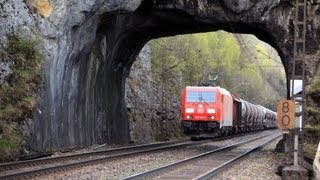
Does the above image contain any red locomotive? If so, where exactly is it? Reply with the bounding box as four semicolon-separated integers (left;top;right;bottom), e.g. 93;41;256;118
181;86;277;137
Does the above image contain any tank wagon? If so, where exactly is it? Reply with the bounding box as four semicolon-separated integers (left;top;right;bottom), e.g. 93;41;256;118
181;86;277;137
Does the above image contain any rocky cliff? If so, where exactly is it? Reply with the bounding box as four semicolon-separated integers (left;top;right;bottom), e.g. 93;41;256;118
125;44;182;143
125;45;154;143
0;0;319;154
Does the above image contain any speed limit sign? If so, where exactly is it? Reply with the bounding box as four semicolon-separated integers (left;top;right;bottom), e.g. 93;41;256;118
277;100;295;129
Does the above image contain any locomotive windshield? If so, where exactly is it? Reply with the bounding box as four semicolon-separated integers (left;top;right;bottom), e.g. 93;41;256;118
187;91;216;103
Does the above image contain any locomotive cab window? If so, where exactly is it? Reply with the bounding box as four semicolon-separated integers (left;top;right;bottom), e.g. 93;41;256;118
187;91;216;103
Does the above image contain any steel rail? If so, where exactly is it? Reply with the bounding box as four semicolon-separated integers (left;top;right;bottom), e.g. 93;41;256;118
0;130;262;173
195;134;282;179
0;140;209;179
0;139;189;172
121;132;278;180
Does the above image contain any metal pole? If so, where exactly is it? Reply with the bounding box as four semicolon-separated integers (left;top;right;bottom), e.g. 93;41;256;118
160;58;165;139
294;134;299;166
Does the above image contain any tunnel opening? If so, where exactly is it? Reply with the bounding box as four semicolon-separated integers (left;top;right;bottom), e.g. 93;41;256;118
126;31;286;142
91;0;291;144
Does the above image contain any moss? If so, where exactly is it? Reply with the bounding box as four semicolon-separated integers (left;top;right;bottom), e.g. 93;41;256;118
7;36;41;67
0;122;23;161
304;143;317;157
0;35;42;161
0;104;23;121
0;123;21;148
0;36;41;121
21;96;36;109
0;139;18;149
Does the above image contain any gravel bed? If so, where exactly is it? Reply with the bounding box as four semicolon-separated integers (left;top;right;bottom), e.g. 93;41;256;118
50;138;189;157
35;130;280;180
214;137;283;180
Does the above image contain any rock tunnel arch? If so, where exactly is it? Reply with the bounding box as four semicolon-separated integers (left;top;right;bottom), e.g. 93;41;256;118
31;0;320;151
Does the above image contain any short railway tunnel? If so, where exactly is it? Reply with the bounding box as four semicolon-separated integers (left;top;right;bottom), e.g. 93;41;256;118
18;0;319;150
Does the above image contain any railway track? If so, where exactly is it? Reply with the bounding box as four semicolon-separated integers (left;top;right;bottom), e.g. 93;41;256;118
0;131;275;179
0;139;196;179
122;132;281;180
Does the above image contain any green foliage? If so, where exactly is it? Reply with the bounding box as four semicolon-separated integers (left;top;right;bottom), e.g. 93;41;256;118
150;31;286;109
0;123;21;148
0;36;42;122
149;31;286;140
0;122;23;162
0;104;23;121
0;36;42;161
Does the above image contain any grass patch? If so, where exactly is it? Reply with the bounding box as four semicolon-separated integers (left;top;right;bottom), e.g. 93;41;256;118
0;138;18;149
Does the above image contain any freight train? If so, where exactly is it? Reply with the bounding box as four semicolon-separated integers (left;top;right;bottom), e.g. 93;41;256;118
181;86;277;137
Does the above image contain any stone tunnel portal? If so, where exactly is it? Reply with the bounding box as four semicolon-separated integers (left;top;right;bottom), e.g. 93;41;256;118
32;0;319;151
93;1;290;143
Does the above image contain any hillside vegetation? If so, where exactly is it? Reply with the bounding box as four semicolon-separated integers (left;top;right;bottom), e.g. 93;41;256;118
150;31;286;109
148;31;286;140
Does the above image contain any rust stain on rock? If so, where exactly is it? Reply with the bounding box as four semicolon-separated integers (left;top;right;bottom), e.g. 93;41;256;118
25;0;52;17
35;0;52;17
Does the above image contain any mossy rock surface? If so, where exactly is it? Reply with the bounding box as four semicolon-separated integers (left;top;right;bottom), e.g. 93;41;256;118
0;36;42;162
0;122;23;162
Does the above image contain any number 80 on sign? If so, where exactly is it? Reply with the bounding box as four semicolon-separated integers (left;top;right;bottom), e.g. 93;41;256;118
277;100;295;129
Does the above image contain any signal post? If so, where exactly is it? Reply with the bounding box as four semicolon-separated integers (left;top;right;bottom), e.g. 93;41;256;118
277;100;307;179
279;0;311;179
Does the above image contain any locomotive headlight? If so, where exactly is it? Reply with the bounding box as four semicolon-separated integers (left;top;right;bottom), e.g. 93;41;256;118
207;108;216;113
198;104;203;108
186;115;192;119
186;108;194;113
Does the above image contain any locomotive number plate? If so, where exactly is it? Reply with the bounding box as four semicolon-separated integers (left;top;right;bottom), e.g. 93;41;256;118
277;100;295;129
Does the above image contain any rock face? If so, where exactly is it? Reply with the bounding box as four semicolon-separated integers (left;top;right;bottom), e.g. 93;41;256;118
1;0;319;151
0;53;13;86
125;45;153;143
125;44;183;143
